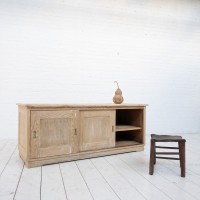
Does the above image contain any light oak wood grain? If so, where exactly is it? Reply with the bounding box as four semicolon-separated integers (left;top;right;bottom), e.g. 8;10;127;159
18;104;146;167
80;110;115;151
30;110;78;159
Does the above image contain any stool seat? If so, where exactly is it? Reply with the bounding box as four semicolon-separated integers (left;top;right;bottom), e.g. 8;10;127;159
149;134;186;177
151;134;184;142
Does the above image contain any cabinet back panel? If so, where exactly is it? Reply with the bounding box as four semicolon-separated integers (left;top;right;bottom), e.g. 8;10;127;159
116;109;143;127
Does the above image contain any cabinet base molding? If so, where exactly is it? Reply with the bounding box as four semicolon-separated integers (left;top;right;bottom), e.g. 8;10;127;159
17;103;147;168
24;145;144;168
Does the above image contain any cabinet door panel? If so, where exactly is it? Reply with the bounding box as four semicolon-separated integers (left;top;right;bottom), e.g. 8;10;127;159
31;110;78;158
80;111;115;151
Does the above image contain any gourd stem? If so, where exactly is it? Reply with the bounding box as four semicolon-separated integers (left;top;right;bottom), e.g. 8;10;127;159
114;81;119;89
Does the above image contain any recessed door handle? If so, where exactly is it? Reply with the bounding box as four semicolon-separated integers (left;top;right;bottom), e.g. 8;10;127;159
112;126;114;132
33;131;37;138
74;128;77;135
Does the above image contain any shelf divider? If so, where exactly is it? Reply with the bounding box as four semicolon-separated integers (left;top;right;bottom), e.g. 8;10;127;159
116;125;142;132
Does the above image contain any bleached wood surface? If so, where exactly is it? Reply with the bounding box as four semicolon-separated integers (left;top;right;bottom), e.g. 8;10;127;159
0;133;200;200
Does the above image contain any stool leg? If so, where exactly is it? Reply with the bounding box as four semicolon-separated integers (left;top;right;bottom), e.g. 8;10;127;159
154;144;156;164
149;139;155;175
178;142;181;167
180;141;186;177
178;142;182;167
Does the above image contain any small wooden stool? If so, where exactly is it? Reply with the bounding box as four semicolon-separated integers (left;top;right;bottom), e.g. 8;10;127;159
149;134;186;177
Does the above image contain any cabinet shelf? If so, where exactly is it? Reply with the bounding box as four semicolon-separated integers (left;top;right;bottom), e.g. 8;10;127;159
115;140;141;147
116;125;142;132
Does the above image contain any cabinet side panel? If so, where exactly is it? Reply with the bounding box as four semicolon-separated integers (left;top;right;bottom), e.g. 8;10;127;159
18;107;28;160
131;108;146;144
143;107;146;144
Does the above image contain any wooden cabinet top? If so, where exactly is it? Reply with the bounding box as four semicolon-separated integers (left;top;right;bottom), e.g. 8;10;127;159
17;103;147;109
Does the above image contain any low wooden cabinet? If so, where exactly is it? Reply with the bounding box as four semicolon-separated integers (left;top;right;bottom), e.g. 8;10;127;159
18;104;147;168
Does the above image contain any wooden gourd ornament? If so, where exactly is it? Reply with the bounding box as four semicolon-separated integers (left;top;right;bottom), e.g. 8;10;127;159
113;81;124;104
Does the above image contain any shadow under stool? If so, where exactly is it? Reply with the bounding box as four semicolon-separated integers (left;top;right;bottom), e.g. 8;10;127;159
149;134;186;177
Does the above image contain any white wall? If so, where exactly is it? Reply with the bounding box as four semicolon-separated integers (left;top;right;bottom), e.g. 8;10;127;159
0;0;200;139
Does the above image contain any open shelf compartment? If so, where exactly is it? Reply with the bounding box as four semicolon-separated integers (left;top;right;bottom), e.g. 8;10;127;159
115;109;144;147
